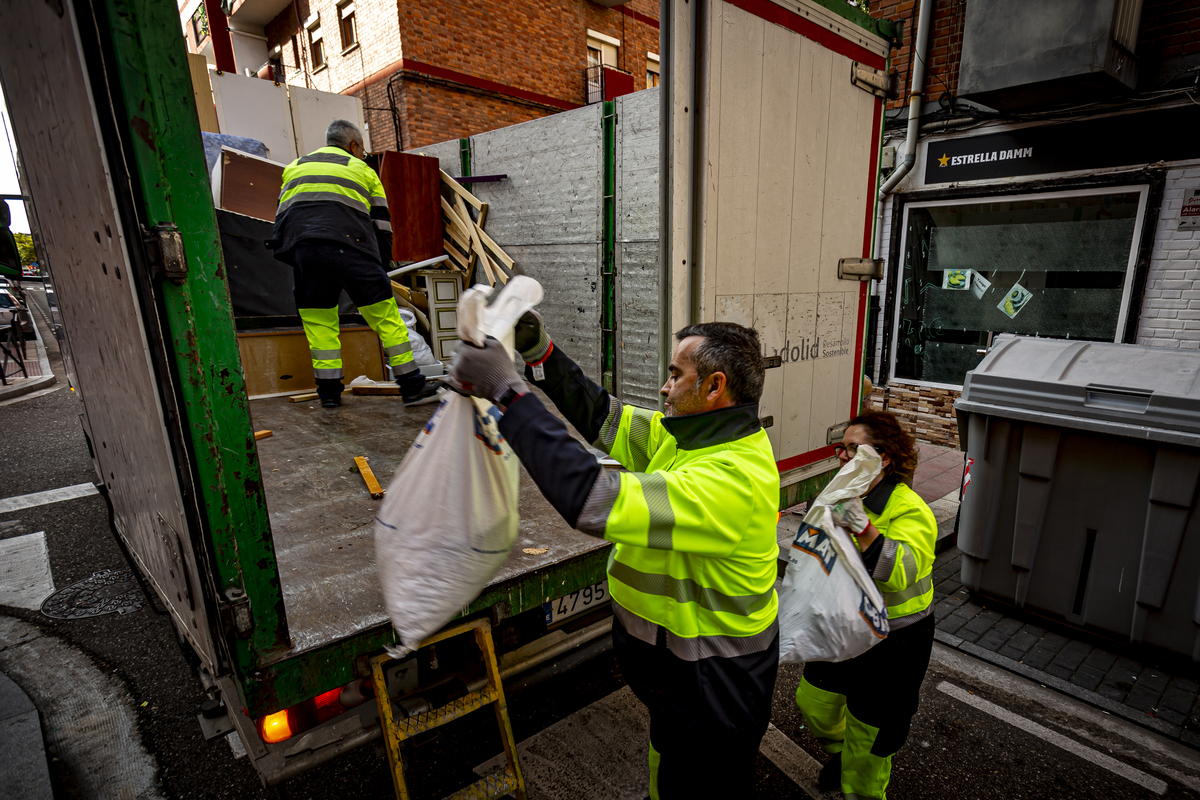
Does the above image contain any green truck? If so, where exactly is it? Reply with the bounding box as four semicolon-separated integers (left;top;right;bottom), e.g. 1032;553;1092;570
0;0;895;788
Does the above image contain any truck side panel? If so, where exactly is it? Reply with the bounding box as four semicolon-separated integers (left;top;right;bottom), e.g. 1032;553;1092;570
0;0;221;669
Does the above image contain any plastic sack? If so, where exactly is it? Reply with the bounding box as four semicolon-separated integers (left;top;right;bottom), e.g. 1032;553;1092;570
398;308;439;367
778;445;890;664
375;276;544;656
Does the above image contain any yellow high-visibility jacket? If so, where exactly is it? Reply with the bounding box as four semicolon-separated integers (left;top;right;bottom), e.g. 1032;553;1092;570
861;477;937;627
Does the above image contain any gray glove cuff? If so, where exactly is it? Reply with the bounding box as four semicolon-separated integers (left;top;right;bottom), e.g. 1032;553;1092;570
519;326;552;365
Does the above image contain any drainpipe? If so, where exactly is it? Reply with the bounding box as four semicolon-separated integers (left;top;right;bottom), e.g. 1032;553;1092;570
879;0;934;195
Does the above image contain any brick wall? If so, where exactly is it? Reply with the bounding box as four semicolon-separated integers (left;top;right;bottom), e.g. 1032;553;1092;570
867;385;960;448
1135;162;1200;350
264;0;658;150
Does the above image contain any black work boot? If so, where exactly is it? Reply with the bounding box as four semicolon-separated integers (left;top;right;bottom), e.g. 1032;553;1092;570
315;378;344;408
818;752;841;793
396;370;438;406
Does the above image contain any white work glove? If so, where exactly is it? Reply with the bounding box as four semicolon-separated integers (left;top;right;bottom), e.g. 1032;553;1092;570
447;336;528;409
830;497;871;536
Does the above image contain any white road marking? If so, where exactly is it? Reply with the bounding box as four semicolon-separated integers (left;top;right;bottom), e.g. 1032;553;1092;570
759;723;824;797
0;531;55;610
0;482;98;514
937;681;1168;795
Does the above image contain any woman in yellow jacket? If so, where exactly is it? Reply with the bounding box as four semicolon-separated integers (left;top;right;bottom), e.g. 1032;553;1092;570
796;411;938;799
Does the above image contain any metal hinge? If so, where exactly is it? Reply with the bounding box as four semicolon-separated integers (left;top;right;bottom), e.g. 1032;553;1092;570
144;224;188;285
851;62;898;99
760;416;774;429
827;420;851;445
220;587;253;638
838;258;884;281
763;355;782;369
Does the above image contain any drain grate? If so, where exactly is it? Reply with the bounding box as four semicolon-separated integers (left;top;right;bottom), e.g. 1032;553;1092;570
41;568;144;619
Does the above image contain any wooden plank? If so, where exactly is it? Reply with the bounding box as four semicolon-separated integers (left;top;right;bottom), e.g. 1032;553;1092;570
254;429;273;440
288;392;319;402
354;456;385;499
443;240;469;271
440;168;484;210
187;53;219;133
351;385;400;395
457;195;498;286
475;225;516;269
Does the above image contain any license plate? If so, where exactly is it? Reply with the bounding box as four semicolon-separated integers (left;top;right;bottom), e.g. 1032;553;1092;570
544;581;609;624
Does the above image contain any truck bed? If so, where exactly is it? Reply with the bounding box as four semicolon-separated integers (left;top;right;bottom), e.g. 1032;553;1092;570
249;389;610;654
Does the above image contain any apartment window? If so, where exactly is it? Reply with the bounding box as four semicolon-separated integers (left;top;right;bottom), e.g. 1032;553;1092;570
338;1;357;51
291;35;301;71
190;4;209;43
307;17;326;70
646;52;660;89
586;30;620;105
890;186;1148;387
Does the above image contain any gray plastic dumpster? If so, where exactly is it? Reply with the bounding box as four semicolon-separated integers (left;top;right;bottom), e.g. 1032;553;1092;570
955;334;1200;660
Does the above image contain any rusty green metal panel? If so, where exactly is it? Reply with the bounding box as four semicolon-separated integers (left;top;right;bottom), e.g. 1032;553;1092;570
97;0;288;668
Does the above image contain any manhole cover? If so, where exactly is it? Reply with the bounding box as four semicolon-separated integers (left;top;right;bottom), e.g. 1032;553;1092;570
41;568;144;619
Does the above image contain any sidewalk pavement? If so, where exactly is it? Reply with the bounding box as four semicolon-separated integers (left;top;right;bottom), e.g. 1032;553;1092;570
913;442;1200;748
0;286;56;402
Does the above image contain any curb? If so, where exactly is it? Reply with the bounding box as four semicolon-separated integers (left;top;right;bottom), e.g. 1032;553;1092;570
0;303;57;402
0;672;53;800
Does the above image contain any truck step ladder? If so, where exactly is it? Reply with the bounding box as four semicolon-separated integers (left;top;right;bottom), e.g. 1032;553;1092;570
371;619;526;800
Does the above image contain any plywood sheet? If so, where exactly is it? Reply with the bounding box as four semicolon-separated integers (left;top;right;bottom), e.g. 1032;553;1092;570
288;84;368;155
237;327;385;397
377;152;443;262
213;148;285;222
187;52;219;134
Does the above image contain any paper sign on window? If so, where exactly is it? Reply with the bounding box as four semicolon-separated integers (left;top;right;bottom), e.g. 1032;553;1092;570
997;284;1032;319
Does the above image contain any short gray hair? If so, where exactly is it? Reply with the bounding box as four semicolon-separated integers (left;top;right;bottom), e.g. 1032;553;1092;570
326;119;364;150
674;322;765;404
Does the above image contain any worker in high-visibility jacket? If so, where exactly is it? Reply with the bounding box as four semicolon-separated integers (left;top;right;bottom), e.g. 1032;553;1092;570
449;317;780;799
268;119;436;408
796;411;937;800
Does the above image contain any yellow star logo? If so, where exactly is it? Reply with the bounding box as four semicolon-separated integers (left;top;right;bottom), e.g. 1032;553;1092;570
938;153;950;167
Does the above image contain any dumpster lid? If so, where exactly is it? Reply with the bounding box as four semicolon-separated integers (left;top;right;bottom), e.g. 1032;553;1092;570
956;335;1200;443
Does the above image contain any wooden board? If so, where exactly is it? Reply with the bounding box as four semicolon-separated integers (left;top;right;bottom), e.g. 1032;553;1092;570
377;152;444;262
187;53;219;134
237;326;385;397
214;148;285;222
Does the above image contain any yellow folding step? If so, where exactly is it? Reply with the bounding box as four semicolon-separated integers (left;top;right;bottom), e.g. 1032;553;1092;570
371;619;526;800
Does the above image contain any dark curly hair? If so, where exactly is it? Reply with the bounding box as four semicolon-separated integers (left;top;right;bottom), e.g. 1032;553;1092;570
848;411;919;485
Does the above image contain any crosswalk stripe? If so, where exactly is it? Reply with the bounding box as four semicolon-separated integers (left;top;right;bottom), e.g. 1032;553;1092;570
759;723;824;798
937;681;1167;795
0;483;99;515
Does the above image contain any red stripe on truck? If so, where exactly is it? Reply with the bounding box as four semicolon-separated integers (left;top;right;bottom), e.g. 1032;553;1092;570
724;0;888;70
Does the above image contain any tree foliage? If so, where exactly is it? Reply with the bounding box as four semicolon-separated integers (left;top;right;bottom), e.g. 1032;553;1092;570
14;233;36;265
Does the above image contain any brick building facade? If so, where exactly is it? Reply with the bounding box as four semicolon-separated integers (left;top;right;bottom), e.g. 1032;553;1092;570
196;0;659;152
860;0;1200;447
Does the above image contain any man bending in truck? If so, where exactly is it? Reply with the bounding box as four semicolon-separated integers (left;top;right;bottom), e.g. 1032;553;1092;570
449;317;780;799
268;119;437;408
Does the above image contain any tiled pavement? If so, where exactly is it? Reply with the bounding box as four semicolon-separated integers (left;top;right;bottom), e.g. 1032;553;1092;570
912;443;1200;748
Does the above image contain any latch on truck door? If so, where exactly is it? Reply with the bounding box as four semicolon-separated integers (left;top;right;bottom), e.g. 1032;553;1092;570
143;224;188;285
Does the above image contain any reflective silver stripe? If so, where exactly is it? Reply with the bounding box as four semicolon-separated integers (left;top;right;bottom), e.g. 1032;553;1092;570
282;174;370;198
886;602;933;631
883;574;933;606
314;368;343;379
384;342;412;358
298;152;351;165
633;472;674;550
278;190;368;216
393;361;418;375
370;195;389;207
902;548;918;584
374;219;393;232
626;408;655;468
873;537;899;582
607;559;774;616
576;470;620;535
594;396;623;454
612;603;778;662
310;348;341;360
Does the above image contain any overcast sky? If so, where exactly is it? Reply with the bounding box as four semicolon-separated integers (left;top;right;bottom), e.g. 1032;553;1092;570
1;86;33;235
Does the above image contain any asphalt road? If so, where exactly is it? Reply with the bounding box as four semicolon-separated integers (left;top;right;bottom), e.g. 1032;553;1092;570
3;283;1200;798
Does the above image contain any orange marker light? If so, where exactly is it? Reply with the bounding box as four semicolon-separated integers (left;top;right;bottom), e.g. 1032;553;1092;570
258;710;294;743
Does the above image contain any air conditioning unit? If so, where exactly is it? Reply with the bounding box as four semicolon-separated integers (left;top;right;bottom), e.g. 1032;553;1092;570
957;0;1144;111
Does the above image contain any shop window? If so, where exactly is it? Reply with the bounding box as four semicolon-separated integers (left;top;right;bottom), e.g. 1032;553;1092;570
338;2;357;51
647;52;660;89
891;188;1146;387
308;17;326;70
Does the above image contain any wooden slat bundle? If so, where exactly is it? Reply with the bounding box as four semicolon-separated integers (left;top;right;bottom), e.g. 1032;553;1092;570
435;170;516;287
